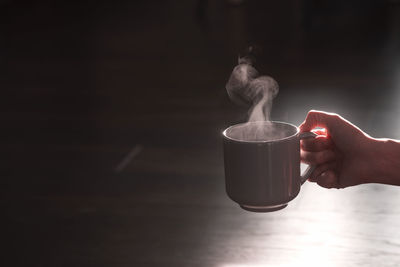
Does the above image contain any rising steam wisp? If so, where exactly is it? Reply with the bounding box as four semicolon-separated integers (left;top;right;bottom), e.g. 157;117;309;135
226;55;284;141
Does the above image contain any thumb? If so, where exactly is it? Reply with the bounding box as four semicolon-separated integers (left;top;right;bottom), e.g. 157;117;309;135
299;110;338;133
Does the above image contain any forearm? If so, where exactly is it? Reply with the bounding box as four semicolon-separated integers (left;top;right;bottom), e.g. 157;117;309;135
372;138;400;185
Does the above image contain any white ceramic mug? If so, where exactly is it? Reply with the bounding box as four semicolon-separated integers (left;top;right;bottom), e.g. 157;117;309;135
223;121;316;212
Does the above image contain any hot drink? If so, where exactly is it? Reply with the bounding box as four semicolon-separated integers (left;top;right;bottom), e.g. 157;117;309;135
223;121;316;212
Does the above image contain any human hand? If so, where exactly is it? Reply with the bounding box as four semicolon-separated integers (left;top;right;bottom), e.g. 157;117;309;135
299;110;378;188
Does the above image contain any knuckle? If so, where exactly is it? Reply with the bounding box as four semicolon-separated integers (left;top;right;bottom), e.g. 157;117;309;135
313;165;324;177
313;152;324;164
311;153;321;164
303;149;334;165
315;150;333;164
312;166;338;188
303;137;329;152
307;110;319;120
314;139;324;150
301;151;315;164
316;173;332;188
301;139;314;150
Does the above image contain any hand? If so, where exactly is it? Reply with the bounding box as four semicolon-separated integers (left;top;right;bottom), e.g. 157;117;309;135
299;110;379;188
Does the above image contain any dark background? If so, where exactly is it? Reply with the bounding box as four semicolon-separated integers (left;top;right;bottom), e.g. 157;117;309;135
2;0;400;266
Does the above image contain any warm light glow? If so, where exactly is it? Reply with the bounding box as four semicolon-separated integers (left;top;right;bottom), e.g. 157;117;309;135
312;127;327;136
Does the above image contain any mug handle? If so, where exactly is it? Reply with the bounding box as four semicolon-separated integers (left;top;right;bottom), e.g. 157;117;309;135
299;132;318;184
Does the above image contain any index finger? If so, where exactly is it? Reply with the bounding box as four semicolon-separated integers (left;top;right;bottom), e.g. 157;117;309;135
301;135;333;152
300;110;338;133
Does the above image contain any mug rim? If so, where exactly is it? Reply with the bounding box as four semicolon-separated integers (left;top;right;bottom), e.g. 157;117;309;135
222;120;299;144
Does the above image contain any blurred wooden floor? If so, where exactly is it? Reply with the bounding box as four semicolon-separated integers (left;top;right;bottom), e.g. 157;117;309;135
2;0;400;266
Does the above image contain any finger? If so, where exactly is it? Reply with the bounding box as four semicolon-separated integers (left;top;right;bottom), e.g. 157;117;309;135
299;110;339;133
301;149;336;165
316;170;339;189
301;136;333;152
308;161;337;181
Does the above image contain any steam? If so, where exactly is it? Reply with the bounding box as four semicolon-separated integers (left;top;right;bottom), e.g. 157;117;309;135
226;55;282;141
247;76;279;122
226;56;279;122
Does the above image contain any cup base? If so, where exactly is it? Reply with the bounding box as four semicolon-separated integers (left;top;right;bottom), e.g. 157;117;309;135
240;203;288;212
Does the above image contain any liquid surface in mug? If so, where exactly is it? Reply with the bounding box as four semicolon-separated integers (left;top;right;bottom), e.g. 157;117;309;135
226;121;296;142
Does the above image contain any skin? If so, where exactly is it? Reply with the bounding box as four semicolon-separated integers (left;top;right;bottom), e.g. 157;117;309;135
299;110;400;189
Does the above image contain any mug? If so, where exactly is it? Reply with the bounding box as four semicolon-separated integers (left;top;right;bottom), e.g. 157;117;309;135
222;121;316;212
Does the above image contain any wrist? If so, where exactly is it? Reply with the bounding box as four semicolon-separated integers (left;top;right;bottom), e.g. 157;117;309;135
370;138;400;185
